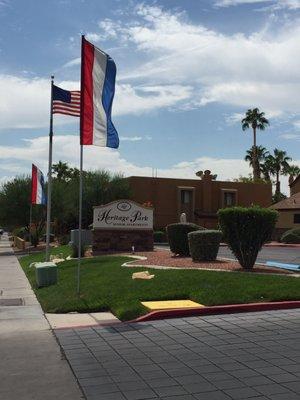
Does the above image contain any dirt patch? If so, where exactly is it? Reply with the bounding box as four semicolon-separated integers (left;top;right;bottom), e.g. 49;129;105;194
130;249;291;274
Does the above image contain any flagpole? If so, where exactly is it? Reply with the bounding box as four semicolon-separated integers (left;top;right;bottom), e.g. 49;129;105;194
77;144;83;295
28;203;32;255
45;76;54;262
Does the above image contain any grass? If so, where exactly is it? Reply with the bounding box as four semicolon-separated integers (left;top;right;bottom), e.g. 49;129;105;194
19;245;300;321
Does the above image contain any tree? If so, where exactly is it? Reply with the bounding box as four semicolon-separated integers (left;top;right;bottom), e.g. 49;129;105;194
244;145;269;179
0;167;132;236
241;108;269;180
0;176;31;229
266;148;291;197
283;164;300;185
52;161;76;182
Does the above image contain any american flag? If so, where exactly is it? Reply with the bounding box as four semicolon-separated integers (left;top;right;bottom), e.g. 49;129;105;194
52;84;81;117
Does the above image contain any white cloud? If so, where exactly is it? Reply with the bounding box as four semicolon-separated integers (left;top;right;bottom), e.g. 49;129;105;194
62;57;80;68
0;75;80;129
0;134;295;194
120;136;142;141
108;4;300;117
0;134;250;181
280;133;300;139
0;73;190;129
114;84;192;116
3;5;300;129
214;0;300;9
225;113;244;125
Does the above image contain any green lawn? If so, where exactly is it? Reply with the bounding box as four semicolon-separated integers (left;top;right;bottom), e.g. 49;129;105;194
19;246;300;321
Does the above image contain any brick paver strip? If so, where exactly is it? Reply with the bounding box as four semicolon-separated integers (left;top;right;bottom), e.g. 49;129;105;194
55;309;300;400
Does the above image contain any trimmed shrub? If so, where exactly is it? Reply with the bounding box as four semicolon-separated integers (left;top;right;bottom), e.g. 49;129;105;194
12;226;28;240
58;234;70;245
188;230;222;261
30;231;39;247
218;206;278;270
281;228;300;244
166;223;204;256
153;230;167;243
70;243;86;258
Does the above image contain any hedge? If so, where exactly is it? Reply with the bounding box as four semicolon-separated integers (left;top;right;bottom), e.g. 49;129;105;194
166;223;204;256
281;228;300;244
188;230;222;261
218;206;278;270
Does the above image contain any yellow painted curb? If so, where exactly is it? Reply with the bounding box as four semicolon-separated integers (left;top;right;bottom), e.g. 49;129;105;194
141;300;204;310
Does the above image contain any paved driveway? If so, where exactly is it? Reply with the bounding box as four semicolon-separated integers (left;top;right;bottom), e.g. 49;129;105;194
55;309;300;400
157;245;300;266
218;246;300;265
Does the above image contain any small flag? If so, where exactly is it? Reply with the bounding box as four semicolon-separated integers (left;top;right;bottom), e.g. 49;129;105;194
52;85;81;117
80;36;119;148
31;164;46;205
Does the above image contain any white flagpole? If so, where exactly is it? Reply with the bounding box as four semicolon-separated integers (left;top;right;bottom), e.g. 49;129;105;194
45;76;54;261
77;144;83;295
28;203;32;255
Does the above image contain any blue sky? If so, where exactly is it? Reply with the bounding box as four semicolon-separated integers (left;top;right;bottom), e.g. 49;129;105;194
1;0;300;193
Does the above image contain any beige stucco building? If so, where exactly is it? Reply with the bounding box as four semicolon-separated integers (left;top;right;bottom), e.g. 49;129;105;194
128;171;272;229
271;176;300;239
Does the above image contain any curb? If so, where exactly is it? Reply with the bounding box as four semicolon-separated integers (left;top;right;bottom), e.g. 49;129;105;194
131;301;300;322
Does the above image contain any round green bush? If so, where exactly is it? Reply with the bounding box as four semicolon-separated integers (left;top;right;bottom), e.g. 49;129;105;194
166;223;204;256
70;243;86;258
153;230;166;243
188;230;222;261
281;229;300;244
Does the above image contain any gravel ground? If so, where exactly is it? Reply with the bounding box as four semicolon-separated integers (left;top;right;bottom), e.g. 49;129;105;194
132;249;291;274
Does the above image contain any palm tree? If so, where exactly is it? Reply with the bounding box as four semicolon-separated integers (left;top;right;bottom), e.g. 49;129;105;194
261;156;273;182
241;108;269;180
283;164;300;185
244;145;269;179
266;149;291;196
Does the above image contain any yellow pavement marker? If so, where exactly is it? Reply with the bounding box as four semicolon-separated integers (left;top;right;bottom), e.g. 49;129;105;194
141;300;204;310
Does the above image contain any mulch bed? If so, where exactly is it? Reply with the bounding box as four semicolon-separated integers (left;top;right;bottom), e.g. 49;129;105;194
131;249;291;275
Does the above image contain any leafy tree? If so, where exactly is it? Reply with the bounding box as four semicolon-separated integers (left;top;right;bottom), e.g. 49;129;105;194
0;176;31;229
0;176;45;236
234;175;268;184
244;145;269;180
0;166;132;237
52;161;77;182
241;108;269;180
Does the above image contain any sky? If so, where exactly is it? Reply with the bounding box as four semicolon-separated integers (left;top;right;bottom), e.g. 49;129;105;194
1;0;300;194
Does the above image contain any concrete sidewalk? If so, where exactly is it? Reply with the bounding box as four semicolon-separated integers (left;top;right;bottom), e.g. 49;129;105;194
0;234;84;399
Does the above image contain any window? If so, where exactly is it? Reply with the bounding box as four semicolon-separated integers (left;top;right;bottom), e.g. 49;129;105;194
223;191;236;207
294;214;300;223
181;190;191;204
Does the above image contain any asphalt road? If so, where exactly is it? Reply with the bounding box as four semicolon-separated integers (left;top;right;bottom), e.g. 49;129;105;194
157;244;300;265
218;246;300;265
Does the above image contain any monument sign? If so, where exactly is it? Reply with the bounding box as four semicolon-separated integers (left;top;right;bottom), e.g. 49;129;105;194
92;200;153;253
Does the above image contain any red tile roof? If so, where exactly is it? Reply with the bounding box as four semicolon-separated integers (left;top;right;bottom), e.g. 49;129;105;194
271;192;300;210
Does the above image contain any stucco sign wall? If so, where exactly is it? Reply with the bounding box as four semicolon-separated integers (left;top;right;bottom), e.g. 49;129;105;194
93;200;153;230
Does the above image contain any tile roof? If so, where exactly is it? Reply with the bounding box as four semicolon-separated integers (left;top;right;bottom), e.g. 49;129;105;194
271;192;300;210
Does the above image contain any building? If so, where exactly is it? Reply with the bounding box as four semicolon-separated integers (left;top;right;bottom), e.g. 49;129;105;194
271;175;300;239
290;175;300;196
127;170;272;229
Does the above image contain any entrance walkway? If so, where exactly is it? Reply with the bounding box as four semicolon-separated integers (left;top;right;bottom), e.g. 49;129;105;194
0;233;83;399
55;309;300;400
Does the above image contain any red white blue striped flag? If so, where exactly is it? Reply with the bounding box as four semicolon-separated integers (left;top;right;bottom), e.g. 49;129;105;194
80;36;119;148
31;164;46;205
